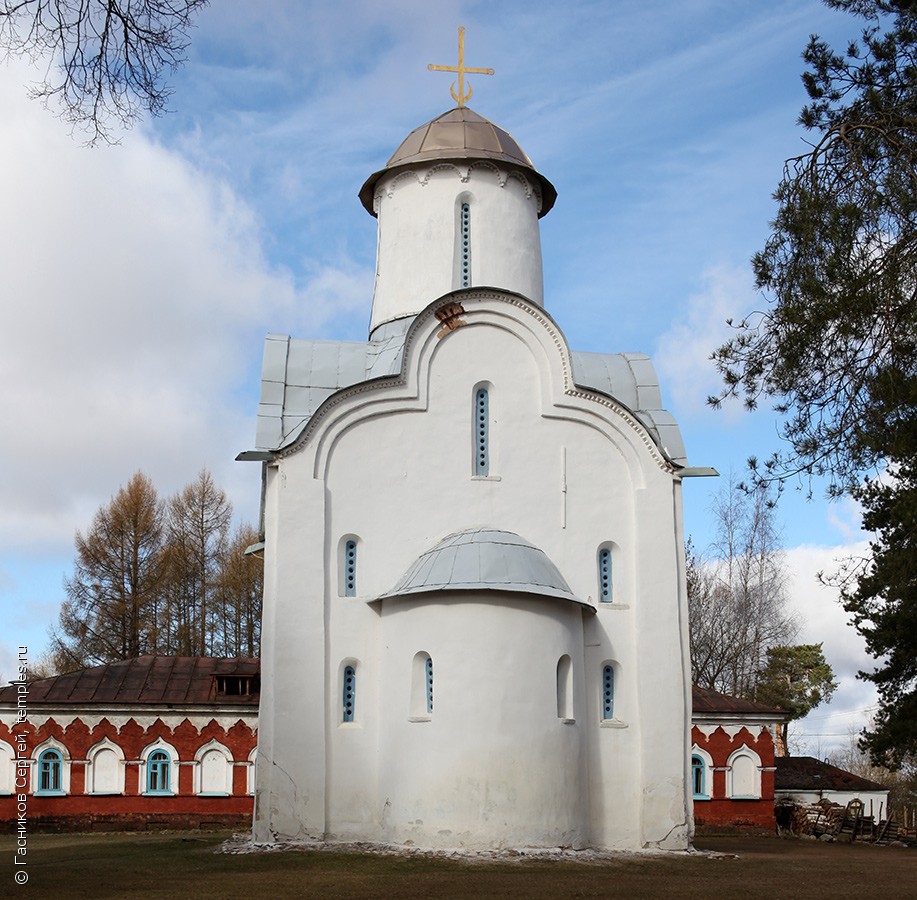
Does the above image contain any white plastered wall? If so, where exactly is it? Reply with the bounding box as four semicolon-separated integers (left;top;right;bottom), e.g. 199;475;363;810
370;164;544;334
256;291;690;850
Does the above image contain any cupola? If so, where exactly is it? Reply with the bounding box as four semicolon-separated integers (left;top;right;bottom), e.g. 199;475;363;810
360;106;556;337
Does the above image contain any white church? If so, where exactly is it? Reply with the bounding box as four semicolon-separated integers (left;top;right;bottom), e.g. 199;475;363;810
242;50;700;851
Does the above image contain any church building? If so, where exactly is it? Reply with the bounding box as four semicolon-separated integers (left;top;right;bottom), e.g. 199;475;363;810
243;54;702;850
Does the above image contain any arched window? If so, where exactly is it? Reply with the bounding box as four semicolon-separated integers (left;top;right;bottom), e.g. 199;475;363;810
195;741;233;796
601;664;615;720
691;747;713;799
598;546;613;602
343;538;357;596
36;749;63;795
692;755;706;798
410;651;433;719
460;201;472;287
146;749;172;795
342;664;356;722
556;654;573;720
473;385;489;476
88;740;124;795
726;746;762;799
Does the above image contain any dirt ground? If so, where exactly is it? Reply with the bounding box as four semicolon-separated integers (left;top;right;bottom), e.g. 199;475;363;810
1;830;914;898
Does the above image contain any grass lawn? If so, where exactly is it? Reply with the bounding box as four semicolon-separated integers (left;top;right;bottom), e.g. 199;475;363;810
1;830;914;898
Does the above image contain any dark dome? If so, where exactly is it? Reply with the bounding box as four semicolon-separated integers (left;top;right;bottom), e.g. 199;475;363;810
359;107;556;217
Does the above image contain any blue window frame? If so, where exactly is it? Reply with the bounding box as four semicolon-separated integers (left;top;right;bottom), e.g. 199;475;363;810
602;665;615;720
460;202;471;287
598;547;612;602
343;665;356;722
425;656;434;713
36;749;63;794
344;540;357;596
146;749;172;794
692;754;706;798
475;387;489;475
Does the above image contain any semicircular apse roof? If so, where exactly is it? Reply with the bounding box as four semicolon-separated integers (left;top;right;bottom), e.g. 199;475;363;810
380;527;588;608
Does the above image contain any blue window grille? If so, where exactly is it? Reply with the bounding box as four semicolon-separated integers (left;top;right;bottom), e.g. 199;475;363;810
460;202;471;287
344;540;357;596
146;749;171;794
598;547;612;602
692;755;706;798
343;665;356;722
602;665;615;719
475;387;489;475
425;657;434;713
37;749;63;794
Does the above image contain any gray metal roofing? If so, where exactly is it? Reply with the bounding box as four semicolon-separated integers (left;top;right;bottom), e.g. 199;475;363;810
380;527;587;606
358;107;557;217
253;315;687;465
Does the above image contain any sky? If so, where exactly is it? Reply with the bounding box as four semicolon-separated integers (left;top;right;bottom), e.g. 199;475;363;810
0;0;884;756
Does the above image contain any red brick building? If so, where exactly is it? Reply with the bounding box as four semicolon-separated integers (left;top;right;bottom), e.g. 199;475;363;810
3;658;786;834
691;685;786;830
0;657;258;831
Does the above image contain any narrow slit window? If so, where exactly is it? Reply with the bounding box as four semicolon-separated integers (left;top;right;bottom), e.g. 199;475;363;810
598;547;612;602
344;540;357;596
556;655;573;719
602;665;615;719
425;656;434;713
342;665;356;722
460;202;471;287
475;387;489;475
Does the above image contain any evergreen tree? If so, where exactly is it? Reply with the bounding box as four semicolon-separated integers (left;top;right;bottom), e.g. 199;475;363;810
756;643;838;754
711;0;917;763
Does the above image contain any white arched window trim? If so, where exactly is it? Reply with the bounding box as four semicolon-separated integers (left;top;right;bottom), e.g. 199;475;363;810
691;745;714;800
726;744;762;799
0;739;15;795
194;739;234;796
31;738;71;796
140;740;180;796
247;747;257;796
87;738;125;795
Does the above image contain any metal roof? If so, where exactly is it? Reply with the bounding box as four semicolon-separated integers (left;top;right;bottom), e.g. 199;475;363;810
250;311;687;466
0;656;260;706
774;756;888;794
380;527;589;607
359;107;557;217
691;684;786;718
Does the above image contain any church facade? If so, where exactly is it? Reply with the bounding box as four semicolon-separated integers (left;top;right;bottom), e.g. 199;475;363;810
244;105;698;851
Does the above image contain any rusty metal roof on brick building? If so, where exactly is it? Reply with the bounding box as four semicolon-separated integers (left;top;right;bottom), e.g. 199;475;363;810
775;756;888;793
692;684;786;719
0;656;260;706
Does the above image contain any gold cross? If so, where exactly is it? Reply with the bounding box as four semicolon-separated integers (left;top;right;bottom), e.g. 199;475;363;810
428;27;494;108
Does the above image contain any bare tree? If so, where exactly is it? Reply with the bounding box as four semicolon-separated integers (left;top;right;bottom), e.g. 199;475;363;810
214;523;263;657
0;0;208;143
689;475;798;698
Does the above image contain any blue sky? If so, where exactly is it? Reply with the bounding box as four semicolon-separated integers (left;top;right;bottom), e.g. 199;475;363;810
0;1;880;754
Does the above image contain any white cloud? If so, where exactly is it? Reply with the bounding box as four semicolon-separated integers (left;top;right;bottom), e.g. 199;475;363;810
782;542;879;756
654;264;756;419
0;60;373;559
